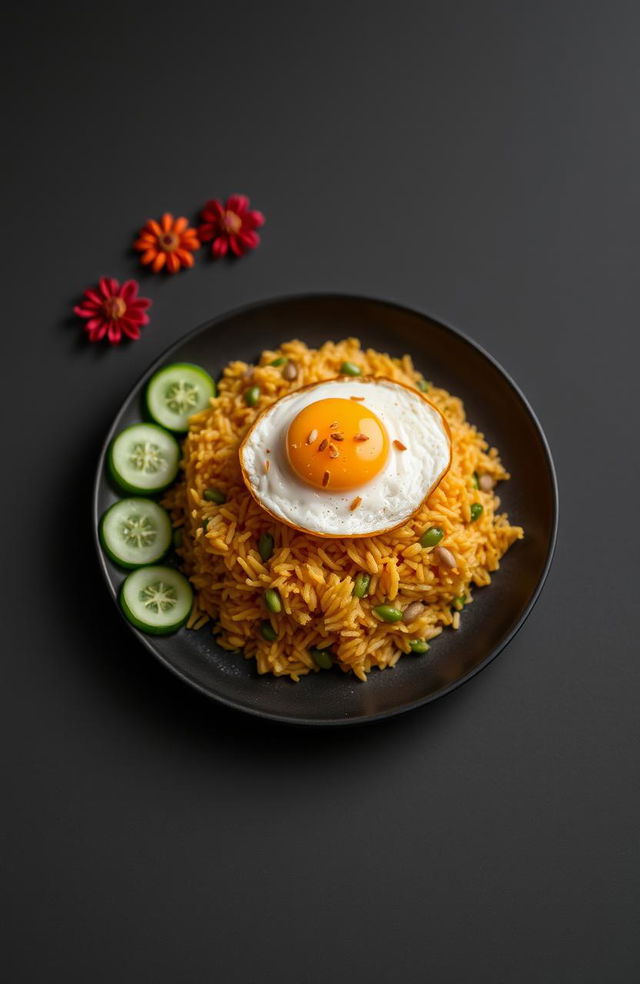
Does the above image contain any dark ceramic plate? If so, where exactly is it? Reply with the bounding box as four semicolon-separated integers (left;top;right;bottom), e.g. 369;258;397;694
93;294;558;725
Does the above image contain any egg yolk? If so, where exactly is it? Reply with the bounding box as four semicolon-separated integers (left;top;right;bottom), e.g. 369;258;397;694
286;398;389;491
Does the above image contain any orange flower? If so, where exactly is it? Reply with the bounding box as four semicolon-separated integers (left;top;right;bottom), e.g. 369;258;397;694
134;213;200;273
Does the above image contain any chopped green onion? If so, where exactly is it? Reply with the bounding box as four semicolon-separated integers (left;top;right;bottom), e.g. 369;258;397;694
420;526;444;548
204;488;226;504
258;532;274;562
311;647;333;669
352;572;371;598
373;605;403;623
259;621;277;642
244;386;261;407
264;588;282;614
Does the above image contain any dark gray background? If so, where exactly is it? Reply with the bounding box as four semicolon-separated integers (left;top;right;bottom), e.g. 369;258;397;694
2;2;638;982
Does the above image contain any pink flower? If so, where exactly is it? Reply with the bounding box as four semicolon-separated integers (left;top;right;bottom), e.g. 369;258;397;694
198;194;265;258
74;277;151;344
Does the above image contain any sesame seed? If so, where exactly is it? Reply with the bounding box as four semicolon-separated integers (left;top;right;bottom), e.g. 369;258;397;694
264;460;270;473
350;496;362;511
393;440;407;451
350;396;365;401
322;470;330;487
330;432;344;441
306;428;318;445
354;433;370;442
328;444;339;458
318;438;328;452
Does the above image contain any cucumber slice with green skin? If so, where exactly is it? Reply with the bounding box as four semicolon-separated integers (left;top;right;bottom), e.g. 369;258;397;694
108;423;180;494
100;498;172;568
145;362;216;432
119;565;193;635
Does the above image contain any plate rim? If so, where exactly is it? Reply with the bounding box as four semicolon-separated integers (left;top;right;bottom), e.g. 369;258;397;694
92;291;559;726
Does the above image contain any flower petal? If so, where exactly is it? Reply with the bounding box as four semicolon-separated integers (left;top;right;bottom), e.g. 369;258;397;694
245;209;265;229
121;320;141;340
121;280;139;301
140;249;157;265
134;236;156;250
197;223;216;242
227;194;249;214
107;321;122;344
173;216;188;234
201;199;224;220
239;230;259;250
175;249;195;267
212;236;228;257
74;304;96;318
128;298;151;312
181;232;200;248
166;252;180;273
88;323;108;342
84;289;103;306
228;234;244;256
152;251;167;272
161;213;173;232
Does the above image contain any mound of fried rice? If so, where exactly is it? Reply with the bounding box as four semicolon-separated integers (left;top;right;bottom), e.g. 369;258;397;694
164;339;523;681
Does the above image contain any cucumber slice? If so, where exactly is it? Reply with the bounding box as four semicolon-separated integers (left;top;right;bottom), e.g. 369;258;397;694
120;565;193;635
109;423;180;494
100;498;172;568
145;362;216;432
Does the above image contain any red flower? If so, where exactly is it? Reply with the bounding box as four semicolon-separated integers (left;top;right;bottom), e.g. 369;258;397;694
134;213;200;273
198;194;265;258
74;277;151;344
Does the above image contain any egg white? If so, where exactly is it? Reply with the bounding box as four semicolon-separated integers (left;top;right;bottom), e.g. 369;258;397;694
239;378;451;536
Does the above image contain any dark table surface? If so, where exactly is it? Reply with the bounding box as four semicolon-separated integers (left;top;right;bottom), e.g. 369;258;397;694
3;3;639;982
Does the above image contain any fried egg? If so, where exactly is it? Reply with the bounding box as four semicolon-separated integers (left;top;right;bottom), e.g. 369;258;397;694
239;377;451;537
